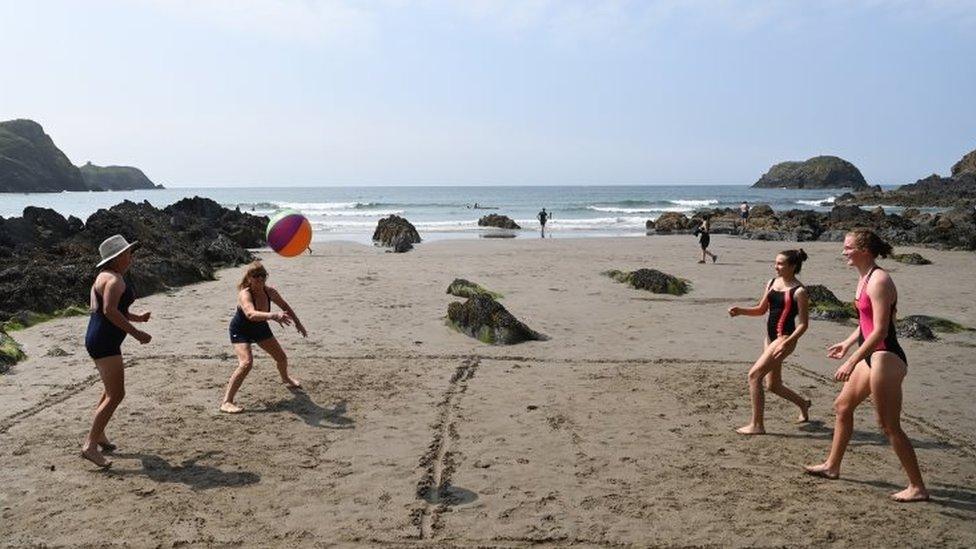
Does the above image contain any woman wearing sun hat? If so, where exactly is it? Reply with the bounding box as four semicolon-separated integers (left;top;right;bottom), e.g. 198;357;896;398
81;234;152;468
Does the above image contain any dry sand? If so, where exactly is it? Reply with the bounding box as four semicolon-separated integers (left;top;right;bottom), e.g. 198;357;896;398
1;235;975;547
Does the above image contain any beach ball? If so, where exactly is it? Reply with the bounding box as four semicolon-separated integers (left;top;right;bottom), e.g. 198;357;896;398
266;209;312;257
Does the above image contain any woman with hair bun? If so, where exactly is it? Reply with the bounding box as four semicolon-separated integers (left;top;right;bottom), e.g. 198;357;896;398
805;229;928;502
728;249;812;434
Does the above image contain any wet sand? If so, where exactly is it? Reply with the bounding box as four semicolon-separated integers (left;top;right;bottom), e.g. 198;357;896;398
1;235;975;547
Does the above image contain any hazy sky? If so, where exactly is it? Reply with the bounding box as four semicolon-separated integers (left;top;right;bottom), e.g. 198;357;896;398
2;1;974;187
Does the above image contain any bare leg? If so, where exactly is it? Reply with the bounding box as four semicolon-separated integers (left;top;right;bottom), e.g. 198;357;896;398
736;343;777;435
870;352;929;502
257;337;300;388
94;392;113;446
221;343;253;413
805;361;871;478
764;348;811;422
82;356;125;467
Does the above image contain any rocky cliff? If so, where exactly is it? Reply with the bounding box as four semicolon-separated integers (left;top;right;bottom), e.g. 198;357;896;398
0;119;87;193
753;156;868;190
80;162;162;191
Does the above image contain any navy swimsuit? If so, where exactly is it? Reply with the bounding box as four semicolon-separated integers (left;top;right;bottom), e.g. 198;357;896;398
85;279;135;359
229;287;274;344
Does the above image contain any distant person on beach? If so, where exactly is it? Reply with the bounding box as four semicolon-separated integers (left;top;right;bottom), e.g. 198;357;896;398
728;249;812;435
538;208;550;237
694;217;717;263
81;235;152;468
805;229;929;502
220;261;307;414
739;201;750;230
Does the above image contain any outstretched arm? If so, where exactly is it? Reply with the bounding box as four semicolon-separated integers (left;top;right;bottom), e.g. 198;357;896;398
729;281;772;317
268;287;306;337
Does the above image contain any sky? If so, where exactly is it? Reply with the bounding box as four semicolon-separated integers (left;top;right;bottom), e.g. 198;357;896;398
1;0;974;187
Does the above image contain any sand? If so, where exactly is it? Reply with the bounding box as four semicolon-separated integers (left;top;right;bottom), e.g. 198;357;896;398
1;235;975;547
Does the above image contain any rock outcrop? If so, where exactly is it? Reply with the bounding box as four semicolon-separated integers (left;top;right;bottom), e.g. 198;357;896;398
753;156;868;190
806;285;856;320
952;148;976;178
80;162;162;191
447;294;545;345
0;197;266;327
0;119;88;193
372;215;421;251
652;212;693;233
478;214;521;230
604;269;690;296
835;148;976;208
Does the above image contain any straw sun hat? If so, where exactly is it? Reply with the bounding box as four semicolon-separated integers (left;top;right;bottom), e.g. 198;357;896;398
96;234;139;268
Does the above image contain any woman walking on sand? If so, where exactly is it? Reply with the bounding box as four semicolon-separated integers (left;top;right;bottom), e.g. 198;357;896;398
695;216;717;263
81;235;153;468
220;261;307;413
728;249;812;434
805;230;928;502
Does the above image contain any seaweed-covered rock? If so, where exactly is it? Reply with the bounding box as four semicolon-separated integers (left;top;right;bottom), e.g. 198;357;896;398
604;268;690;296
390;233;414;253
750;204;775;217
899;315;970;333
447;294;544;345
446;278;502;299
478;214;521;230
895;318;937;341
0;330;26;371
806;285;856;320
373;215;421;248
890;252;931;265
654;212;692;233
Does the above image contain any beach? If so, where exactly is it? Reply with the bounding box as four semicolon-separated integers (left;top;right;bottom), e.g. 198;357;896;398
1;235;975;547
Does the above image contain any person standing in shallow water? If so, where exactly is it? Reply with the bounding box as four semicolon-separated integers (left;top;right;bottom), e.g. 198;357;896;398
695;217;717;263
804;229;928;502
538;208;551;237
220;261;307;414
82;235;152;468
728;249;812;435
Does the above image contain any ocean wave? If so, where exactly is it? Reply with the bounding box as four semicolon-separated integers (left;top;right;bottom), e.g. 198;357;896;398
669;199;719;207
304;209;405;217
587;205;697;214
795;196;835;207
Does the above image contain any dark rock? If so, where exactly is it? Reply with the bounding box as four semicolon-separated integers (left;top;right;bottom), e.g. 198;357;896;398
79;161;162;190
163;196;267;248
447;294;545;345
0;329;26;371
373;215;421;248
951;148;976;177
645;219;655;230
654;212;692;233
0;119;88;193
806;285;856;321
478;214;521;230
899;315;970;333
753;156;868;190
890;252;931;265
895;318;937;341
390;233;414;253
750;204;774;217
604;269;690;295
446;279;501;299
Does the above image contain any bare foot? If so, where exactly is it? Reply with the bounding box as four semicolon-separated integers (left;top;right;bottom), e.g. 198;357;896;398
282;377;302;389
891;485;930;503
219;402;244;414
803;464;839;480
796;399;812;423
735;424;765;435
80;446;112;469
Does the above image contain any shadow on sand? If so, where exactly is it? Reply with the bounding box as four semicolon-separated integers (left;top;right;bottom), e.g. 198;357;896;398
107;451;260;490
767;420;956;451
252;390;355;429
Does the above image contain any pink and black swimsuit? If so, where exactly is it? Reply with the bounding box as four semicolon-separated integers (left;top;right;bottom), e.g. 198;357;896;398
856;267;907;367
765;279;800;341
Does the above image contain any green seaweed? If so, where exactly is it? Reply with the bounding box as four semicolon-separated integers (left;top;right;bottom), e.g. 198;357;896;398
890;253;932;265
2;305;88;332
0;331;27;371
446;279;503;300
900;315;971;333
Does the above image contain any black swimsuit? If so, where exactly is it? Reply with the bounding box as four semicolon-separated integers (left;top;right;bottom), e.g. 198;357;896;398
229;287;274;344
766;279;800;342
85;279;135;359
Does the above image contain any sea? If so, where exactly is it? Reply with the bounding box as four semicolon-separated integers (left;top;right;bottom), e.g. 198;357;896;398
1;185;873;244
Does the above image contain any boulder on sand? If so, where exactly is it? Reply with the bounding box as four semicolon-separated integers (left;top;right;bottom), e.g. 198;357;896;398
373;215;421;250
478;214;521;230
447;294;545;345
604;268;690;296
890;252;931;265
653;212;692;233
806;285;856;320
